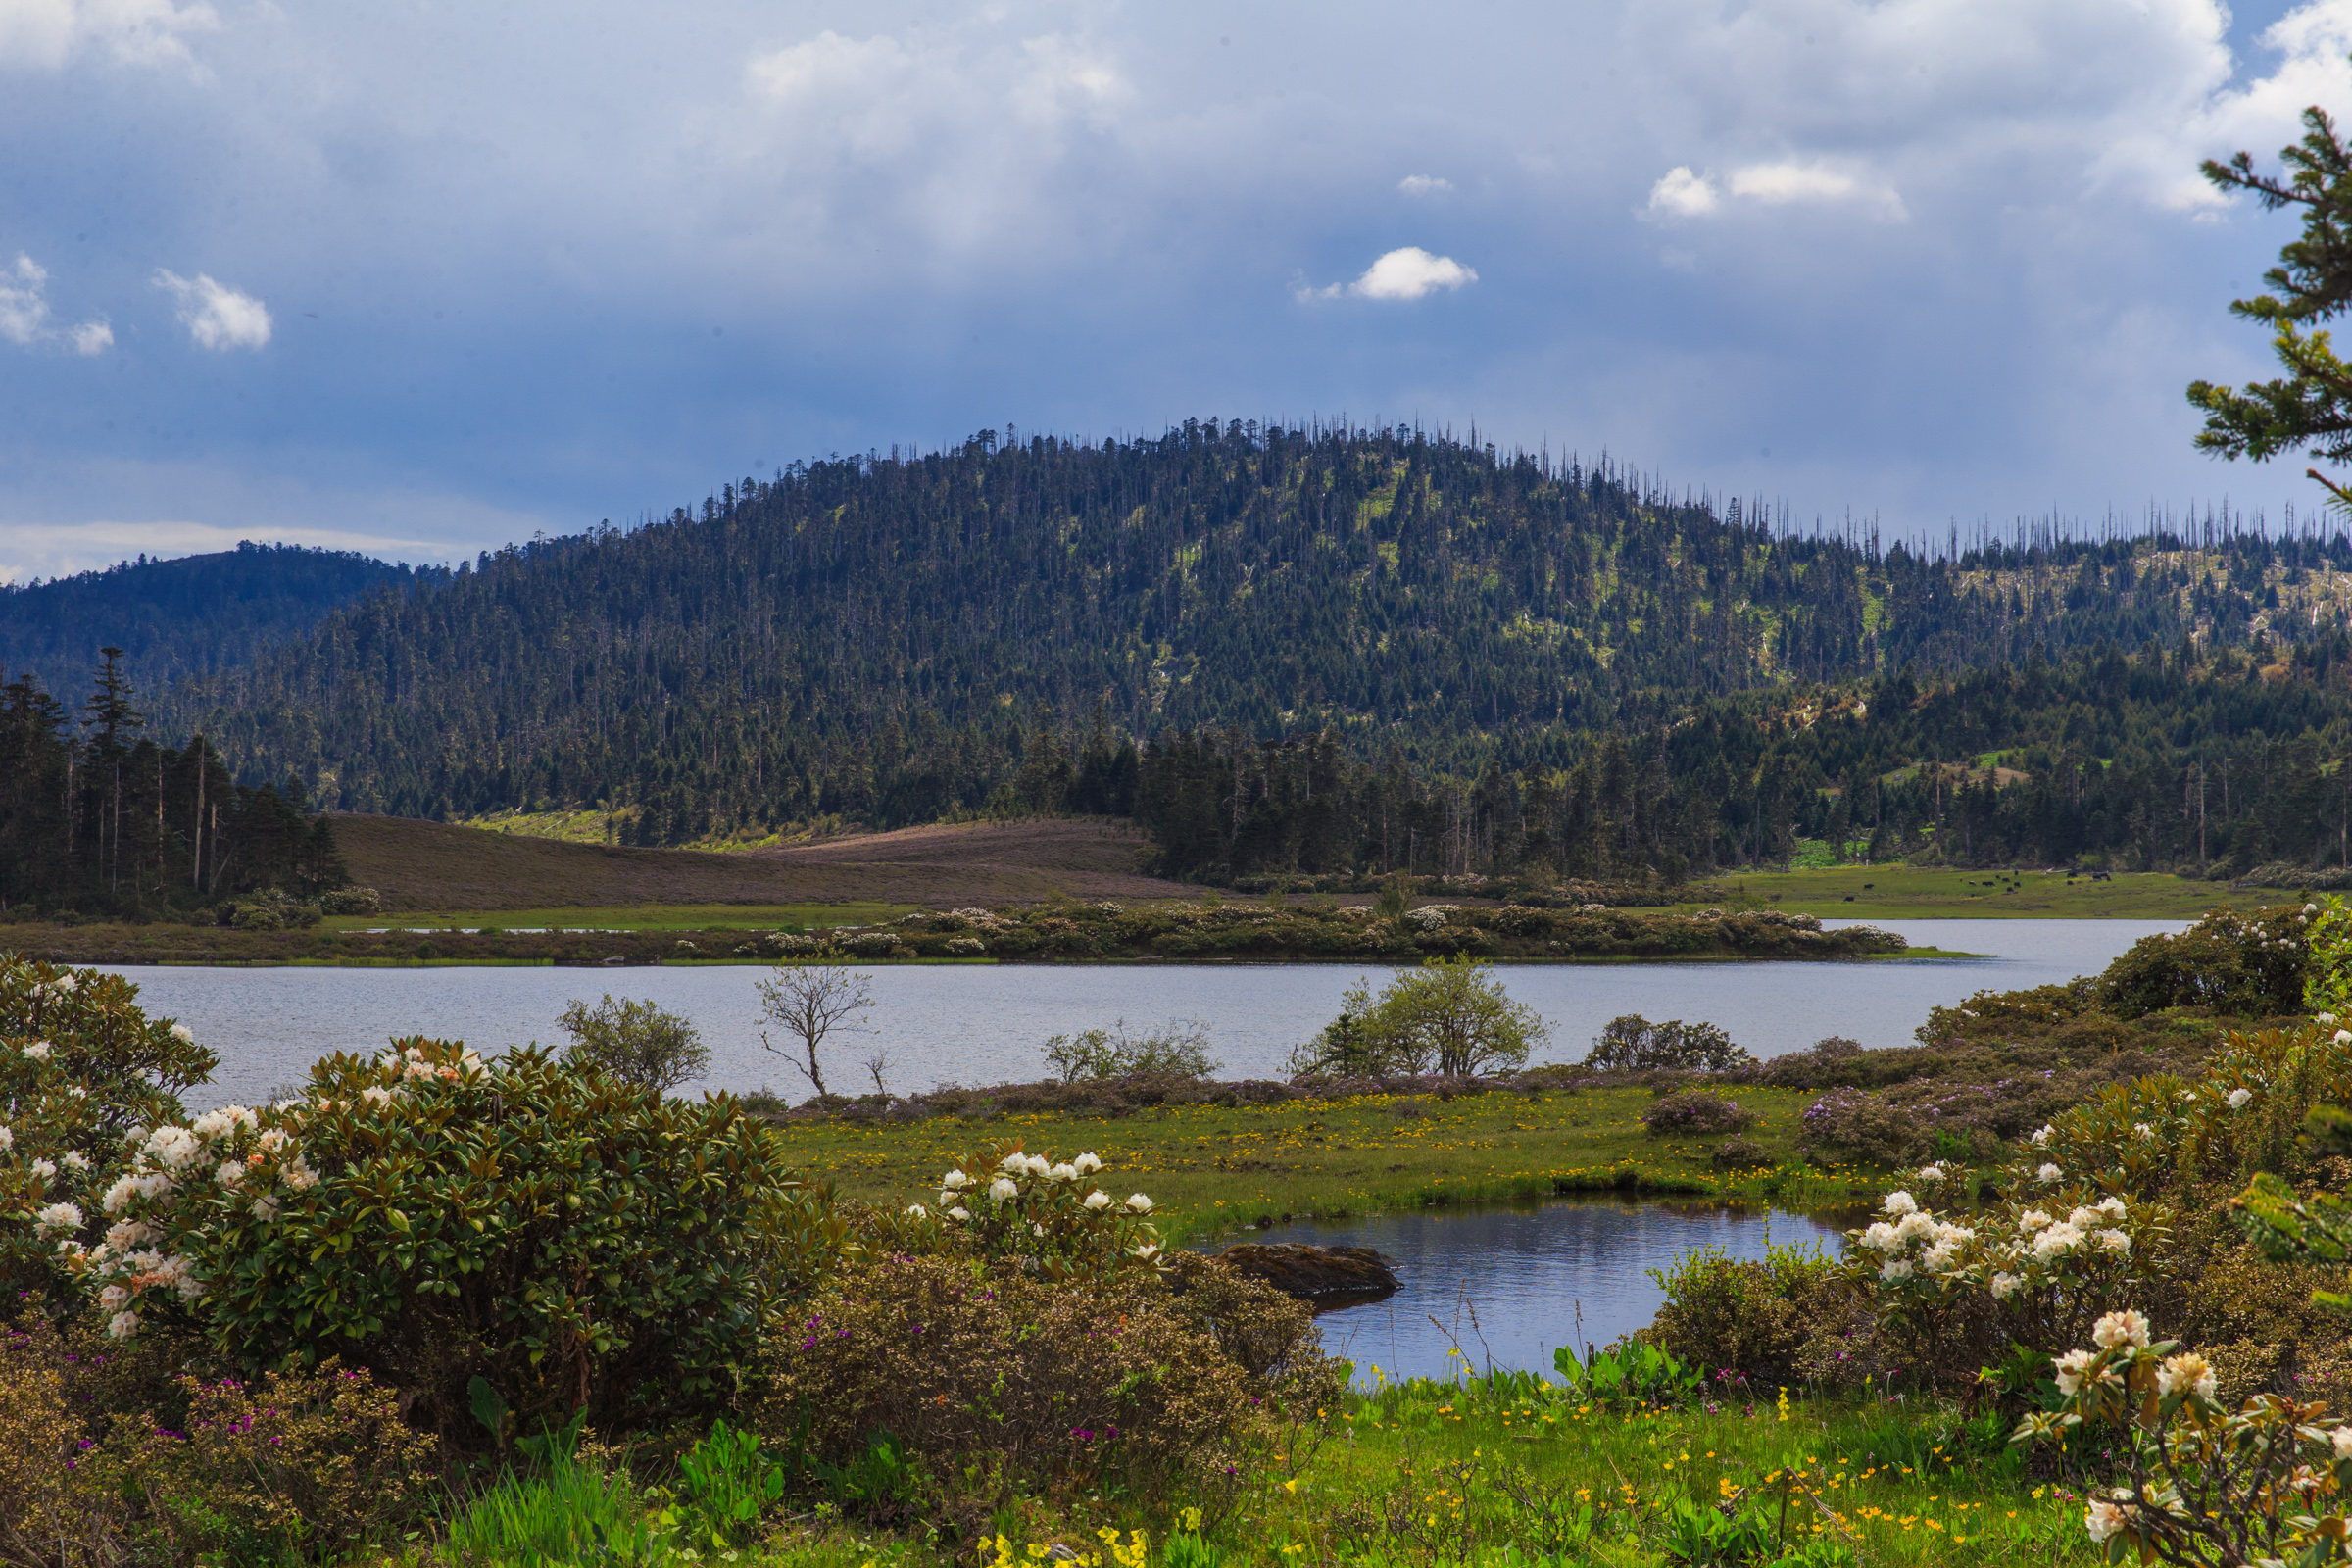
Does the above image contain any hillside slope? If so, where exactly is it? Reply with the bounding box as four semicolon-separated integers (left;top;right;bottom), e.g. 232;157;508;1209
158;423;2352;842
1;542;428;708
334;814;1181;909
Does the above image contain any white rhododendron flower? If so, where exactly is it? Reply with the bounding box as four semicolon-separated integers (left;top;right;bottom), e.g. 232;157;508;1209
2097;1197;2127;1220
279;1158;318;1191
2019;1208;2052;1232
1000;1152;1028;1173
29;1157;56;1180
1048;1162;1078;1182
1023;1154;1053;1178
905;1203;928;1218
2333;1427;2352;1459
251;1193;280;1222
0;1126;12;1152
2158;1352;2217;1401
1881;1191;1917;1216
107;1311;138;1340
361;1086;394;1106
2229;1088;2253;1109
1918;1164;1945;1183
1921;1241;1959;1273
1084;1190;1111;1210
23;1043;50;1061
1894;1211;1936;1243
1880;1257;1913;1281
2092;1309;2150;1349
2055;1348;2096;1396
1861;1221;1899;1252
2098;1229;2131;1256
169;1022;193;1043
1073;1152;1102;1174
215;1159;245;1187
2032;1224;2084;1261
2084;1497;2128;1544
988;1177;1019;1203
61;1151;88;1172
2037;1163;2063;1183
144;1126;200;1170
1125;1193;1153;1213
948;1206;971;1222
100;1175;137;1214
2032;1124;2054;1146
33;1202;81;1234
2336;1030;2351;1046
1990;1271;2022;1299
941;1168;972;1191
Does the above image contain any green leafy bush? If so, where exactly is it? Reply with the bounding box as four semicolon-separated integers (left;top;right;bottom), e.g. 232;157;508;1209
1301;956;1547;1076
69;1037;817;1442
1642;1243;1836;1389
758;1253;1283;1516
1042;1019;1220;1082
556;993;711;1094
2093;905;2311;1019
1585;1015;1754;1073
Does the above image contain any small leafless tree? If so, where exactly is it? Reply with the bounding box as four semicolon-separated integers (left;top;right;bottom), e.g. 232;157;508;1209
754;960;875;1100
863;1049;893;1098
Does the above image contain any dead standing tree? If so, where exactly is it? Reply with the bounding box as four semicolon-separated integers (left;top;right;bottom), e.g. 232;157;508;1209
754;960;875;1101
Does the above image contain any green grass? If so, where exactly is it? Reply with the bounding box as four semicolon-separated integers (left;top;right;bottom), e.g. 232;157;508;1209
322;901;912;933
1668;863;2294;920
452;1380;2093;1567
768;1086;1882;1247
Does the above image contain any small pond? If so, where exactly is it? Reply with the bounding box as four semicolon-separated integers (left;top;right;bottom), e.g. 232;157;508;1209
1223;1197;1848;1389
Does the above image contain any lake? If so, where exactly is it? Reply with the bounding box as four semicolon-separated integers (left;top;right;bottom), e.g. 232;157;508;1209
1227;1197;1848;1389
103;918;2181;1110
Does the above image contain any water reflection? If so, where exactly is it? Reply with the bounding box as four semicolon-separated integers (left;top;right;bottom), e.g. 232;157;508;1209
1226;1197;1846;1388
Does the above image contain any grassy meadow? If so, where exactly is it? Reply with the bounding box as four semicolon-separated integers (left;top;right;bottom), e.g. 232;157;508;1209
1668;862;2304;920
764;1084;1872;1247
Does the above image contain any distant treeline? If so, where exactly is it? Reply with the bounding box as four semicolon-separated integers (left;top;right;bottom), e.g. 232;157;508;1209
0;655;345;917
1124;638;2352;881
137;422;2351;849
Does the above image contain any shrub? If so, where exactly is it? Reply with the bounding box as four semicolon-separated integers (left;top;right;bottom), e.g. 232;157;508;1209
1585;1015;1754;1073
2093;905;2311;1019
68;1038;817;1443
0;1316;124;1567
1162;1252;1343;1393
758;1254;1277;1513
1711;1136;1773;1170
1797;1087;1923;1166
1642;1242;1836;1388
911;1138;1169;1283
317;886;381;915
1642;1091;1758;1138
123;1360;435;1562
1043;1019;1220;1082
556;993;711;1094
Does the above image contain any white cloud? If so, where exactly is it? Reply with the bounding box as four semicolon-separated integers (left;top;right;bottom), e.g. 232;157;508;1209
0;0;219;73
1398;174;1453;196
153;269;270;350
1728;161;1906;219
1646;166;1718;217
0;254;50;344
0;253;111;353
1301;245;1478;302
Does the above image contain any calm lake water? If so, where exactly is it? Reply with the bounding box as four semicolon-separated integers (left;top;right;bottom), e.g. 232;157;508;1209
103;918;2181;1110
1227;1197;1848;1388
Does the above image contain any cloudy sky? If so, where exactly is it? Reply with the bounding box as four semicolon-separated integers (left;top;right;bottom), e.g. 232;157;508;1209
3;0;2350;580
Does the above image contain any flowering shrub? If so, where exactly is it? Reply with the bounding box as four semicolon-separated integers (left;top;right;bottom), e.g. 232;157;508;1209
0;957;216;1303
906;1137;1169;1283
2093;905;2314;1019
1642;1241;1837;1388
123;1360;436;1562
1798;1086;1924;1166
1844;1165;2165;1387
1641;1091;1758;1138
63;1037;813;1442
0;1315;124;1568
2014;1308;2352;1567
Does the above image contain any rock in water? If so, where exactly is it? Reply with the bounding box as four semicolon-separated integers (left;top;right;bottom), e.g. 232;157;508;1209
1213;1243;1398;1308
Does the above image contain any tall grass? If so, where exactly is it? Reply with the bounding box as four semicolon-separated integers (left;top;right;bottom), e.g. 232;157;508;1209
441;1457;678;1566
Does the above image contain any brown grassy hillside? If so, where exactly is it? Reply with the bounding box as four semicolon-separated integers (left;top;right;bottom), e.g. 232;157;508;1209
332;814;1182;910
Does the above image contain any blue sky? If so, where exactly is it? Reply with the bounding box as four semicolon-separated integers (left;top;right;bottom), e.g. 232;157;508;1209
2;0;2349;580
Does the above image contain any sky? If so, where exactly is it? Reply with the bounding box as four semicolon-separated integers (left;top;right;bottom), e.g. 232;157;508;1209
4;0;2352;581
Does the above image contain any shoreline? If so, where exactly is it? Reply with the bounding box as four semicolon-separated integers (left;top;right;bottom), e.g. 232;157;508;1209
56;945;1987;969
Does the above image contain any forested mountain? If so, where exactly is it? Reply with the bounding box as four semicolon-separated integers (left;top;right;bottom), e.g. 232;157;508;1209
0;542;431;708
134;422;2351;849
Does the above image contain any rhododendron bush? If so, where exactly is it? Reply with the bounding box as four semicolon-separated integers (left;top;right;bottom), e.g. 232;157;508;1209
906;1137;1169;1283
55;1032;816;1442
0;958;215;1302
